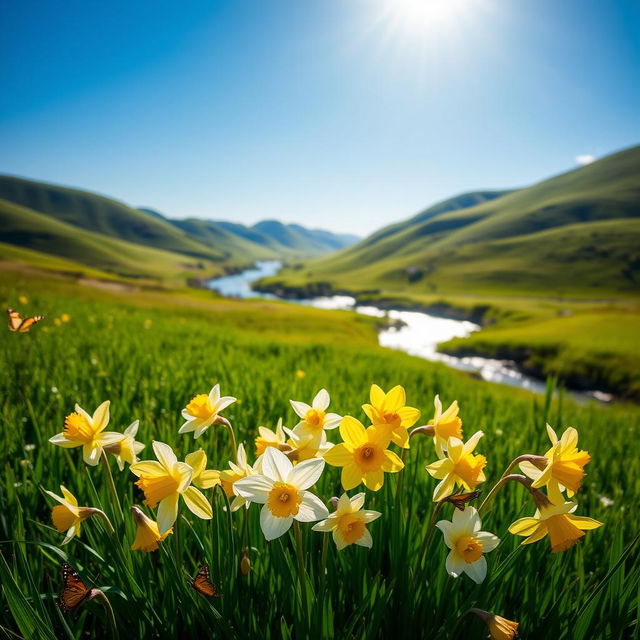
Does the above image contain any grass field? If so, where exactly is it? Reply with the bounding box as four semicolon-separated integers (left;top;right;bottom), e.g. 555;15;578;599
1;266;639;639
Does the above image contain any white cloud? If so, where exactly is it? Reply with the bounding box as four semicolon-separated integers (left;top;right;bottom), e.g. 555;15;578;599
575;154;596;165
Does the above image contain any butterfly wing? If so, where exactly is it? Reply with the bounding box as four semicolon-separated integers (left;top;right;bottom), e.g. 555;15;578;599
57;563;92;612
191;564;221;597
447;490;481;511
18;315;44;333
7;309;23;332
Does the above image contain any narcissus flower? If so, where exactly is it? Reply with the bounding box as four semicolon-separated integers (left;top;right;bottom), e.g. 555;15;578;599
45;486;102;544
255;418;288;456
435;506;499;584
426;432;486;501
468;609;519;640
428;395;463;458
323;416;404;491
520;424;590;504
130;441;212;534
49;401;123;466
130;505;172;552
508;499;603;553
285;427;333;462
103;420;145;471
234;447;329;541
179;384;237;439
290;389;341;440
312;493;381;550
185;449;220;490
362;384;420;448
218;444;255;511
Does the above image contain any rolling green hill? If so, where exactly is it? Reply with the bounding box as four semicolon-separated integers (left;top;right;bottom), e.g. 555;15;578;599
261;145;640;297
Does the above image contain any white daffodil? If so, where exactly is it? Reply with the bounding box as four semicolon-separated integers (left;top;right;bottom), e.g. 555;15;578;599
255;418;288;456
284;427;334;462
234;447;329;541
312;493;381;550
104;420;145;471
435;506;499;584
179;384;237;439
290;389;341;441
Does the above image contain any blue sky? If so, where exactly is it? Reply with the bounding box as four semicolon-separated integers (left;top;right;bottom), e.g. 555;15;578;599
1;0;639;235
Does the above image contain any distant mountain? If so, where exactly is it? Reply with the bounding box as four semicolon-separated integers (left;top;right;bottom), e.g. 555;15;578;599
263;145;640;296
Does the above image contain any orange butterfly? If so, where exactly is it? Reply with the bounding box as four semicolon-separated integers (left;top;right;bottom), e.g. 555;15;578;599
443;490;481;511
191;564;221;597
57;562;93;613
7;308;44;333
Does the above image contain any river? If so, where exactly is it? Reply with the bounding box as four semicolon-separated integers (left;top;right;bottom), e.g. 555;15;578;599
207;261;600;399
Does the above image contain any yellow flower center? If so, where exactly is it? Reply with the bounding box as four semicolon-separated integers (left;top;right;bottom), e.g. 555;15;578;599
381;411;401;428
305;409;325;430
354;443;384;472
337;513;366;544
63;412;94;442
267;482;301;518
453;453;486;489
51;505;77;532
186;394;214;420
434;417;462;441
136;474;180;508
546;513;585;553
455;535;484;563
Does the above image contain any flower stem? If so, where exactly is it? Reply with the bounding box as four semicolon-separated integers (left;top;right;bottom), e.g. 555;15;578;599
411;500;443;591
293;521;309;624
100;451;123;522
478;473;533;516
317;532;329;632
90;589;118;639
92;509;115;536
218;418;238;457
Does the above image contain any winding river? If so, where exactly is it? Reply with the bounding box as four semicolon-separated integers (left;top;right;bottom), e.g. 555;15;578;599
208;261;596;399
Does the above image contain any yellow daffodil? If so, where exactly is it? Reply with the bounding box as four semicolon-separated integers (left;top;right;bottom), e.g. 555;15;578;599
18;295;28;304
234;447;329;540
468;609;519;640
61;313;70;323
103;420;145;471
284;427;333;462
218;444;255;511
290;389;341;440
519;424;590;504
255;418;288;456
312;492;381;550
45;485;101;544
179;384;237;439
49;401;123;466
323;416;404;491
435;506;499;584
295;369;306;379
130;505;172;552
428;395;463;458
130;441;212;534
185;449;220;490
508;499;603;553
362;384;420;449
425;432;486;501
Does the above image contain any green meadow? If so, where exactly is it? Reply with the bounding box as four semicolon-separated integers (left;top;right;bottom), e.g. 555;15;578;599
1;266;639;639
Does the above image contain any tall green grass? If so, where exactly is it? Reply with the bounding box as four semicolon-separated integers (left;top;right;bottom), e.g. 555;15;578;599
1;273;639;639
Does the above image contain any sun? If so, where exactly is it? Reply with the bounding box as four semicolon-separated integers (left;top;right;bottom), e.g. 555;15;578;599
382;0;471;37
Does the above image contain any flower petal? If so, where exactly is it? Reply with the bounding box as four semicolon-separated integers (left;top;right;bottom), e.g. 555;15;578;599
381;449;404;473
92;400;110;433
296;492;329;522
341;464;363;491
288;458;325;490
567;515;603;531
464;555;487;584
260;506;293;541
157;492;179;534
153;441;177;470
349;493;366;512
130;461;165;478
49;433;79;448
234;475;273;503
208;384;220;405
475;531;500;552
290;400;311;419
261;447;293;482
83;443;102;466
509;517;541;537
462;431;483;454
433;475;455;502
445;550;466;578
312;518;335;533
355;528;373;548
185;450;207;477
182;487;212;520
383;385;405;412
339;416;367;447
323;443;353;467
363;469;384;491
312;389;330;411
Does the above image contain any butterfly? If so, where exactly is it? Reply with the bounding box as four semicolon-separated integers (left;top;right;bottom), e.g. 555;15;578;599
57;562;93;613
191;564;221;597
7;308;44;333
444;490;481;511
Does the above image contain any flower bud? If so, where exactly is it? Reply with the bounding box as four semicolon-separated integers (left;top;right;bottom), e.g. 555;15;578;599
240;550;251;575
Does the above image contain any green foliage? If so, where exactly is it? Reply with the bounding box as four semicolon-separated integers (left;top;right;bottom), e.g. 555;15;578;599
1;271;639;639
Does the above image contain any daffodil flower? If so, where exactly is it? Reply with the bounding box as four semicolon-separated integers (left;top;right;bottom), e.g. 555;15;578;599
362;384;420;448
130;441;212;534
312;493;381;550
284;427;333;462
508;499;603;553
255;418;288;456
234;447;329;541
49;401;123;466
130;505;172;552
103;420;145;471
218;443;256;511
45;485;102;544
519;424;591;504
425;432;487;501
185;449;221;490
428;395;463;458
467;609;519;640
290;389;341;440
323;416;404;491
179;384;237;439
435;506;499;584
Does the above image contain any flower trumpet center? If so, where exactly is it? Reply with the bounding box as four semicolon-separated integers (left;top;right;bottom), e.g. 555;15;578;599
453;453;486;489
337;513;366;544
305;409;325;430
186;394;215;420
550;454;590;493
51;505;78;532
63;413;94;442
381;411;401;428
434;417;462;441
455;535;484;563
136;474;180;508
267;482;301;518
354;443;384;472
546;513;585;553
